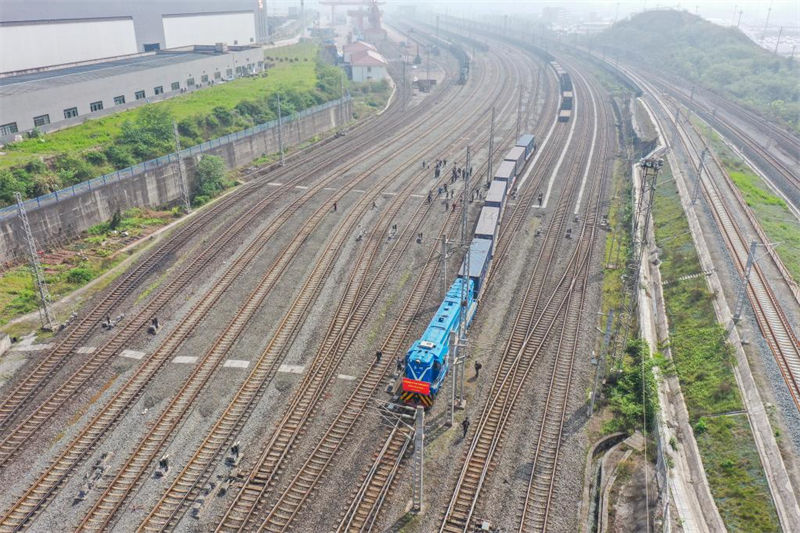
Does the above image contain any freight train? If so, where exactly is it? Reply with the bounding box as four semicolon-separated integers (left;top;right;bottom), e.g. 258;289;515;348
552;61;573;122
399;133;536;407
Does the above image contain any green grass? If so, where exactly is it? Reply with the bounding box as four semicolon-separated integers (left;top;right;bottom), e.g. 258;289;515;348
0;207;175;328
653;163;779;531
692;118;800;282
696;415;780;531
0;42;319;170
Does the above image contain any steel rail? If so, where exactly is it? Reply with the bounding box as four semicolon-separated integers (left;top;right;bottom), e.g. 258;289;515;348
0;58;462;530
213;46;512;533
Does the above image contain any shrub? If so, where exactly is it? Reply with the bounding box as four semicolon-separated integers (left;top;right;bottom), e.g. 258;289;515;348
194;154;228;198
85;150;108;166
0;170;25;204
212;106;234;127
66;267;93;284
104;145;136;169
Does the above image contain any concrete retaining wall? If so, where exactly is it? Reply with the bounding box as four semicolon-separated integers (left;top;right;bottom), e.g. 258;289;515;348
0;99;351;263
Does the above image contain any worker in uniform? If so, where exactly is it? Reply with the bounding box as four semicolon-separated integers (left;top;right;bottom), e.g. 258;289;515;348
462;416;470;438
375;350;382;365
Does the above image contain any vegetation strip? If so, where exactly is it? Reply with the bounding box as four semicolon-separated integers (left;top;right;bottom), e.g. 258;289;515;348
653;163;779;531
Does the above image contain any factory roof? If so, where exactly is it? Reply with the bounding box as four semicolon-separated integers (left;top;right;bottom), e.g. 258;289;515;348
0;49;252;97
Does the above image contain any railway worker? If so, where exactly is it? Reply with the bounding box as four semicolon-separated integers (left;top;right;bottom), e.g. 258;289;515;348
462;416;470;438
422;160;426;169
445;201;449;211
435;166;441;179
333;202;337;212
372;201;377;209
396;357;404;372
537;192;543;206
427;192;432;204
452;201;457;212
375;350;382;365
474;360;482;378
444;183;448;194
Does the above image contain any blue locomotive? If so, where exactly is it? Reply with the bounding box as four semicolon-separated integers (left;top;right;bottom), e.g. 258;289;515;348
400;278;476;407
399;134;535;407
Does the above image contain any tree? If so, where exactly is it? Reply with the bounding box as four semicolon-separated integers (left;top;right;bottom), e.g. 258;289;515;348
194;155;227;199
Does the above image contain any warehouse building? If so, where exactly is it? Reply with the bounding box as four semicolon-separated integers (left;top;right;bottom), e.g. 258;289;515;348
0;45;263;136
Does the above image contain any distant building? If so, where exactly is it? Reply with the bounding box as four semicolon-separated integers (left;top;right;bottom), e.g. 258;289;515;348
342;41;388;83
0;0;269;74
0;45;263;137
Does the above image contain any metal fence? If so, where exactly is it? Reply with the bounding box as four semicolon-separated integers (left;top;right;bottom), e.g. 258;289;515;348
0;96;349;221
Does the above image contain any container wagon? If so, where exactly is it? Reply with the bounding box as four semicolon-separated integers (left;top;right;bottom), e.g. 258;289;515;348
516;134;536;159
561;90;573;110
558;109;571;123
459;239;492;294
494;160;516;186
504;146;527;177
485;180;507;210
474;206;500;252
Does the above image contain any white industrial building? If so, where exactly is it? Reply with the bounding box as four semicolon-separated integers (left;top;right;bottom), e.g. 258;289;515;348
0;46;263;136
342;41;388;83
0;0;274;138
0;0;269;74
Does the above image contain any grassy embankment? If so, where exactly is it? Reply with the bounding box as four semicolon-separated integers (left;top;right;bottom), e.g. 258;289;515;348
0;42;341;205
0;208;178;334
691;118;800;282
590;10;799;133
652;164;779;531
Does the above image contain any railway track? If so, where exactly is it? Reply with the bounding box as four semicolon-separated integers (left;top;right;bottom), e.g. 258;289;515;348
0;94;391;434
440;59;604;533
212;46;516;533
0;56;467;528
79;46;495;528
253;55;547;533
517;68;608;532
673;110;800;411
335;54;570;532
0;59;453;471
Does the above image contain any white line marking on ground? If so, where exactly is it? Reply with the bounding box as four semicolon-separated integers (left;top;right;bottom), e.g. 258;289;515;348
120;349;146;360
516;68;564;196
76;346;96;354
541;94;579;209
268;182;283;186
172;356;198;364
223;359;250;369
295;185;309;190
278;364;305;374
573;70;599;215
337;374;356;381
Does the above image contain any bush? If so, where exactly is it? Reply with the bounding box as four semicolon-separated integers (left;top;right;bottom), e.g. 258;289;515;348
118;106;173;160
66;267;93;284
212;106;234;127
194;155;228;198
0;170;25;204
104;145;136;169
85;150;107;166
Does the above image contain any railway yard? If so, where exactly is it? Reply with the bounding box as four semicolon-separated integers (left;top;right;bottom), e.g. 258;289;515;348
0;8;799;533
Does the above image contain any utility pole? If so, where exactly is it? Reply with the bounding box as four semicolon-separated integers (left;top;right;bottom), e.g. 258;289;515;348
276;93;285;166
412;406;424;513
456;147;471;407
487;106;495;186
441;234;448;299
761;6;772;42
402;58;407;110
448;330;457;427
15;192;55;331
339;69;345;129
172;121;191;212
774;26;783;55
734;241;758;322
737;10;743;29
692;148;708;205
515;86;523;141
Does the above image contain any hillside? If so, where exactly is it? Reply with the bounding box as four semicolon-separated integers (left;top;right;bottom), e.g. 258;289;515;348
589;10;799;132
